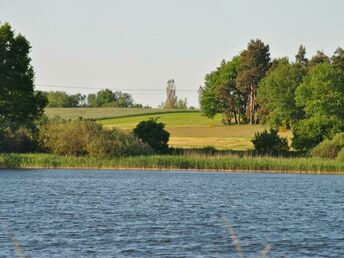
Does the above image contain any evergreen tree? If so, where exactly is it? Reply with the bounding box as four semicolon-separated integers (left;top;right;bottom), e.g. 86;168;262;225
236;39;271;124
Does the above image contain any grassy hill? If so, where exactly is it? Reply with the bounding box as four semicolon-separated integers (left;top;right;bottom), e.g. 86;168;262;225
46;108;292;150
45;107;194;120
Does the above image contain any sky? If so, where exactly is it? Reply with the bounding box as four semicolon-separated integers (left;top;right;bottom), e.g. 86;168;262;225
1;0;344;107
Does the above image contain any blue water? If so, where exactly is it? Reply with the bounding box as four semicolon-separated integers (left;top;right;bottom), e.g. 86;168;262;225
0;170;343;257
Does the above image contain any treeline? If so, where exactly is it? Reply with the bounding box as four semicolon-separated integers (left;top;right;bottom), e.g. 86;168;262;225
44;89;146;108
200;39;344;151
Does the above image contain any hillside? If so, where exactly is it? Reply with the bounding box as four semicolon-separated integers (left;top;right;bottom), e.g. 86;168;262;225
46;108;292;150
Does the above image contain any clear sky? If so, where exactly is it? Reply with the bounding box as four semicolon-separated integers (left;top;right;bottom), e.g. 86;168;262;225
1;0;343;107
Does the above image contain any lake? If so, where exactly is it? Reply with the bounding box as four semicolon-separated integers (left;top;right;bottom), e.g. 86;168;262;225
0;170;343;257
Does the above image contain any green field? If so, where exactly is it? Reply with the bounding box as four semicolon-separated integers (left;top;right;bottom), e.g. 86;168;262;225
45;107;194;120
46;108;292;150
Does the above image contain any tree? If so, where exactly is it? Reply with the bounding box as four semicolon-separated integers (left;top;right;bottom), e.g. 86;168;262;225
236;39;271;124
165;79;177;109
295;45;308;66
331;47;344;72
292;63;344;150
175;98;187;109
251;128;289;156
133;118;170;153
294;45;309;79
0;22;47;140
200;57;246;124
46;91;85;107
87;89;135;107
0;23;48;152
257;58;302;128
309;50;330;68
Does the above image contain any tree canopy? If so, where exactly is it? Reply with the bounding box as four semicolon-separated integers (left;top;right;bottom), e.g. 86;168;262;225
0;22;47;129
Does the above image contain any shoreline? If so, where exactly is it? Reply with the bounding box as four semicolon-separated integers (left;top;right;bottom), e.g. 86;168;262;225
0;153;343;175
1;166;343;175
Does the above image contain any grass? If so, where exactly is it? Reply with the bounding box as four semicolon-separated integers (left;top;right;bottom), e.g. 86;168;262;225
45;107;194;120
0;153;343;174
46;108;293;150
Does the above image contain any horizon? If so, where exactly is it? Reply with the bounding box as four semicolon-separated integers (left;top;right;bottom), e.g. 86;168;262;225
1;0;344;107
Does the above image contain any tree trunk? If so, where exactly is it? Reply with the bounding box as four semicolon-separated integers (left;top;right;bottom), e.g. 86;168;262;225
249;84;254;125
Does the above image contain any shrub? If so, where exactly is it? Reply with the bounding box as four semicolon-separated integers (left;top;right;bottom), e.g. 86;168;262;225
310;132;344;159
133;118;170;153
87;128;152;158
0;127;39;153
39;118;151;157
251;128;289;156
39;118;101;156
292;115;344;151
310;139;341;159
337;148;344;162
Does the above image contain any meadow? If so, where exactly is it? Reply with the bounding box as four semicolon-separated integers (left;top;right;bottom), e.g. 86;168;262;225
46;108;292;150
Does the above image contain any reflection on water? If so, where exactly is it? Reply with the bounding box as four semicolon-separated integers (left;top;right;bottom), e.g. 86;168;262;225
0;170;343;257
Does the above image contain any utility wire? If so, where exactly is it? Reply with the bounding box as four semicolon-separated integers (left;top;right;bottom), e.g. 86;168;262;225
35;84;198;92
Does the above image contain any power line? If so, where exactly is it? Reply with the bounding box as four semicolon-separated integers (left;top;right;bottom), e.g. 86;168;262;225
35;84;198;93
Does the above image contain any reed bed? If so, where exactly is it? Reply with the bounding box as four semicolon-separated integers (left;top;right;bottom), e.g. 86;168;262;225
0;153;343;174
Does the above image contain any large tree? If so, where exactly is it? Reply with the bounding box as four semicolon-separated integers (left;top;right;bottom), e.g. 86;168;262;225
0;22;47;130
236;39;271;124
257;58;301;128
292;63;344;150
200;57;246;124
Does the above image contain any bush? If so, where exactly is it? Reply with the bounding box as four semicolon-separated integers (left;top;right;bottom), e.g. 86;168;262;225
39;118;151;157
251;128;289;156
39;118;100;156
337;148;344;162
0;127;39;153
87;128;152;158
133;118;170;153
292;116;344;151
310;132;344;159
310;139;341;159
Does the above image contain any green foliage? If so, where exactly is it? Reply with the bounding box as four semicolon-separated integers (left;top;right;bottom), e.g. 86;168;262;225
2;153;344;174
309;51;330;68
257;59;301;128
133;118;170;153
236;39;271;124
331;47;344;72
87;89;135;107
46;91;85;107
310;132;344;159
39;118;101;155
251;128;289;156
292;115;343;151
86;128;152;158
39;118;150;157
310;133;344;159
293;63;344;150
200;57;246;124
0;22;48;130
336;148;344;162
0;127;39;153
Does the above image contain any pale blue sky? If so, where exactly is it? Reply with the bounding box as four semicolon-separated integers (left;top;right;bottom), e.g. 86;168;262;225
1;0;343;107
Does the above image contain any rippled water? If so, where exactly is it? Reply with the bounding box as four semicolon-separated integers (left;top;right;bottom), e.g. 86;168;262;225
0;170;343;257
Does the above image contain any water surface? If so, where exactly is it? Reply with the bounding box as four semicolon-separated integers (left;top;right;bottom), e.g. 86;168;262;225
0;170;343;257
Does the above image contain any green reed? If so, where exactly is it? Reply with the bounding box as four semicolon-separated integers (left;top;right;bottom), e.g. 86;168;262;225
0;153;343;174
